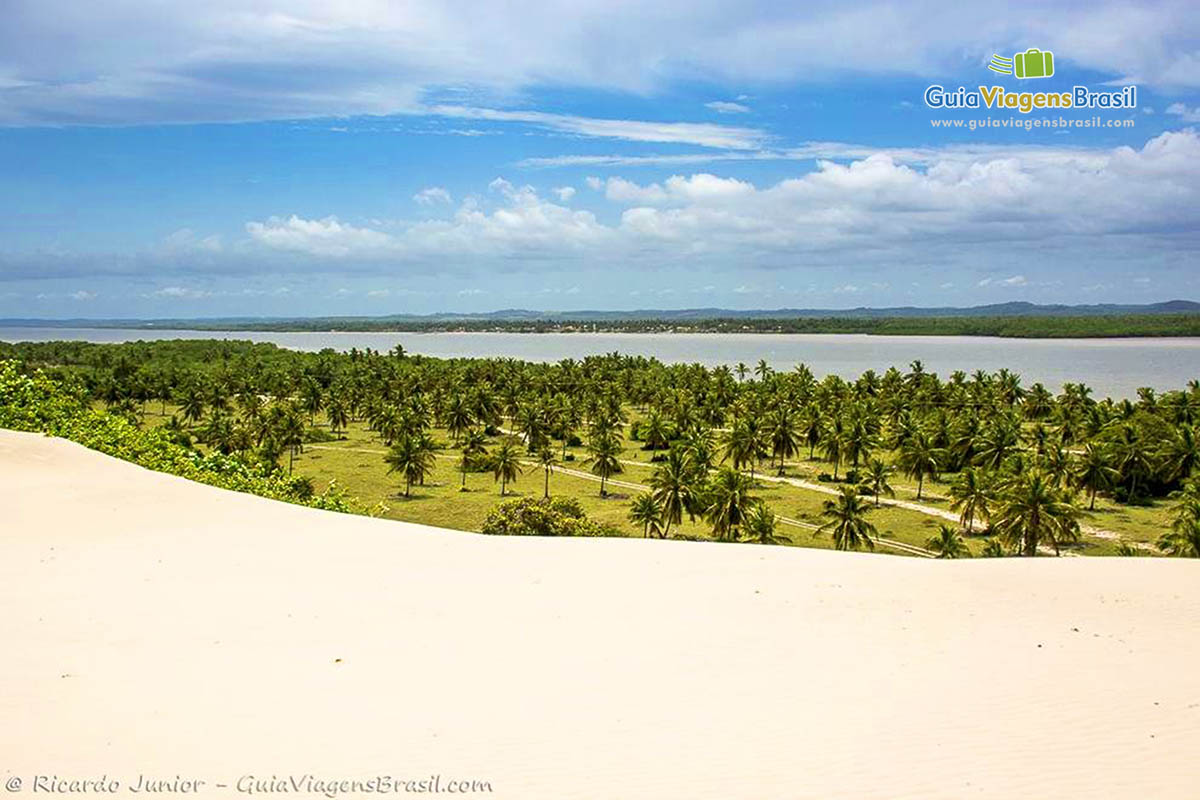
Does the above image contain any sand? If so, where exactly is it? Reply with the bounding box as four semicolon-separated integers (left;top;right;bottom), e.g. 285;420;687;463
2;428;1198;799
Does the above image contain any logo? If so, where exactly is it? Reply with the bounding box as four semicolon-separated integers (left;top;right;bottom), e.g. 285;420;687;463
989;48;1055;79
922;47;1136;114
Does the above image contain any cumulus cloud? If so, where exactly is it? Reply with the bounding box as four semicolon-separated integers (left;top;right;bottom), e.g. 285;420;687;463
1;1;1196;125
413;186;452;205
246;181;609;262
230;130;1200;287
552;186;576;201
245;215;394;258
8;131;1199;295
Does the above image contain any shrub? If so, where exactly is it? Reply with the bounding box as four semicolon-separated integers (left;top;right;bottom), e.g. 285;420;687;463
0;360;355;514
480;496;618;537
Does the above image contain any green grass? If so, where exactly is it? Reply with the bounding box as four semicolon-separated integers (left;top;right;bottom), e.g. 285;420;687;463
135;402;1168;557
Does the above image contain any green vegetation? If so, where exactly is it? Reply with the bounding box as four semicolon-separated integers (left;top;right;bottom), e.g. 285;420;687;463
481;496;619;537
48;311;1200;338
0;360;353;513
2;337;1199;558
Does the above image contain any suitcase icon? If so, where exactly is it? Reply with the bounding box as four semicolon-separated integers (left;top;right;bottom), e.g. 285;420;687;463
1014;48;1054;79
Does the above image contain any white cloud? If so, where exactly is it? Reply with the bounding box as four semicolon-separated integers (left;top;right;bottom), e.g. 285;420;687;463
423;105;766;149
705;100;750;114
413;186;452;205
70;290;95;301
232;131;1200;278
14;130;1197;296
149;286;212;299
248;182;610;262
552;186;576;201
245;215;394;257
1;2;1197;126
1166;102;1200;122
598;173;754;206
978;275;1028;287
603;177;669;204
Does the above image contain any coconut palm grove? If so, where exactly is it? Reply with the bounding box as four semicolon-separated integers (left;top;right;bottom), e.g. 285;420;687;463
2;337;1199;558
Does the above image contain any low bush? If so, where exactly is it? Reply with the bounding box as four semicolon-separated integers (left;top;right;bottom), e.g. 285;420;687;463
480;496;619;537
0;360;355;513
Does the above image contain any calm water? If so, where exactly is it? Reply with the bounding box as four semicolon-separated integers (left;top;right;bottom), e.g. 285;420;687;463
3;327;1198;399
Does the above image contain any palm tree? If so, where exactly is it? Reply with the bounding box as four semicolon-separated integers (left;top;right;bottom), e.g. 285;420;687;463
277;404;306;474
723;417;766;480
980;539;1007;558
897;430;942;500
743;502;788;545
974;418;1021;470
801;405;823;459
949;467;991;532
444;394;474;443
926;524;969;558
299;378;324;426
516;401;549;452
842;413;877;470
650;447;697;538
861;458;895;507
1160;485;1200;557
326;397;349;439
1160;425;1200;485
629;493;664;538
384;435;435;498
1157;517;1200;557
819;416;845;479
816;485;877;551
641;409;672;451
991;470;1081;556
490;439;523;496
585;430;624;497
1071;442;1117;510
178;385;206;426
704;466;756;542
536;446;558;498
1109;423;1154;502
459;429;487;490
767;407;801;473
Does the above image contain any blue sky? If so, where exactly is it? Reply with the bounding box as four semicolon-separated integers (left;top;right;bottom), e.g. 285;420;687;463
1;1;1198;318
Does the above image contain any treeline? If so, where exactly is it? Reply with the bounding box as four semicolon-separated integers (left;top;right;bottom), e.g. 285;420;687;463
3;338;1200;556
125;312;1200;338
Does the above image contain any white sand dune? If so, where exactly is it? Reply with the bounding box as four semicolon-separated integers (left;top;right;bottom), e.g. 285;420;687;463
2;429;1198;799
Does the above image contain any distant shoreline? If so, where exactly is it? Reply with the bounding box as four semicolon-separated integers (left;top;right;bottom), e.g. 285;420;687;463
5;312;1200;338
